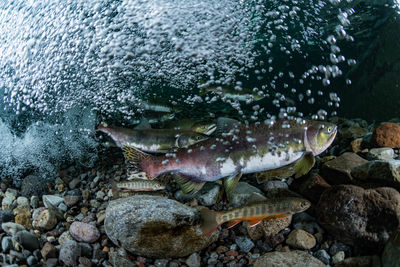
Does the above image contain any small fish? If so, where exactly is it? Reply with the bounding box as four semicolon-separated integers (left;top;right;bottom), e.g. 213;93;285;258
123;119;337;194
113;179;166;192
200;193;311;236
96;123;208;153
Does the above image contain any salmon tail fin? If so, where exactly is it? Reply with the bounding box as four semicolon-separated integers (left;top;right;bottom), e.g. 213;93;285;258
200;207;220;236
122;146;154;179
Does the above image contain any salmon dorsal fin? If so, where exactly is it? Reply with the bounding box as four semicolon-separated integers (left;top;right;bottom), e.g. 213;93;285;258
174;174;205;195
224;173;242;193
246;192;267;204
215;117;241;135
294;151;315;178
134;117;151;130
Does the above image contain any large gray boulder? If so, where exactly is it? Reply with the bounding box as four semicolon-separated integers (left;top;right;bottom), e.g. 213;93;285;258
104;195;218;258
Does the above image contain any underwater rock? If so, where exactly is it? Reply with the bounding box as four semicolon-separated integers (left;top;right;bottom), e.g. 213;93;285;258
338;125;369;139
351;159;400;187
253;250;325;267
32;209;57;230
286;229;316;250
104;195;218;258
0;210;14;231
59;240;81;267
227;182;263;207
69;221;100;243
174;182;222;206
21;174;49;198
296;173;331;203
108;247;135;267
332;255;381;267
366;147;395;160
316;185;400;251
245;215;292;240
381;228;400;267
13;206;32;230
372;123;400;148
320;152;368;184
14;230;40;251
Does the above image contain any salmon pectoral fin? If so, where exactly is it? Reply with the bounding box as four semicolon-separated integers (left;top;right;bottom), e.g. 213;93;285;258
294;152;315;178
174;174;205;195
224;173;242;193
248;219;263;227
226;219;242;229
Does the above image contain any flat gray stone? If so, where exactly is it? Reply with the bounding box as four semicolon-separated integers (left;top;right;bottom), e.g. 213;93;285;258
104;195;218;258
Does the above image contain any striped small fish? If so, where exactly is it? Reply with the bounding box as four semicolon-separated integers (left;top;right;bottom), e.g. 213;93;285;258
113;179;166;192
200;193;311;236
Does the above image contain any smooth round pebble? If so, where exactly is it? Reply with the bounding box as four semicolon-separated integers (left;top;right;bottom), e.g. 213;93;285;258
69;221;100;243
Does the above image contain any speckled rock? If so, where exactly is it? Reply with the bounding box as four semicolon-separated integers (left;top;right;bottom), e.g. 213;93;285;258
316;185;400;251
104;195;219;258
13;206;32;230
367;147;395;160
59;240;81;267
351;159;400;186
286;229;316;249
196;183;222;206
253;250;325;267
382;228;400;267
321;152;368;184
372;122;400;148
333;255;381;267
108;247;135;267
69;221;100;243
332;251;345;265
32;209;58;230
227;182;263;207
59;231;74;246
245;215;292;240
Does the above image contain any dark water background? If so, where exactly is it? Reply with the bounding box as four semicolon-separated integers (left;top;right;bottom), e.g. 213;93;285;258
0;0;399;183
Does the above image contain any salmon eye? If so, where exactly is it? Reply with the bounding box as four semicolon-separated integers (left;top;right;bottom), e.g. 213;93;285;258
327;127;332;133
196;135;201;140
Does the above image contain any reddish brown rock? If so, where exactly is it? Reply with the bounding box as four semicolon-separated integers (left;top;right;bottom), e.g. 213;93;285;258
320;152;368;184
316;185;400;252
297;173;331;203
372;122;400;148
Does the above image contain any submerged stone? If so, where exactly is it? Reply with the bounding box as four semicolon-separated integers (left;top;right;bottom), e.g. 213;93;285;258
320;152;368;184
351;159;400;187
104;195;218;258
227;182;263;207
316;185;400;252
372;123;400;148
253;250;325;267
